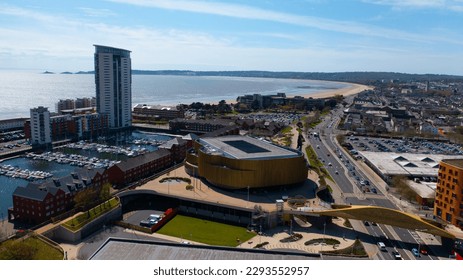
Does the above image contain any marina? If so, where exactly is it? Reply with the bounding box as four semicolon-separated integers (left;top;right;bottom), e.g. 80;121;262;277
64;141;151;157
0;164;52;181
26;151;119;169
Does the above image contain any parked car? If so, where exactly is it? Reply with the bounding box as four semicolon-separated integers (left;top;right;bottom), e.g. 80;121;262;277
140;214;161;227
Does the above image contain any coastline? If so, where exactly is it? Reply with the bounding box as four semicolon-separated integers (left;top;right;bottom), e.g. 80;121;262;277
220;82;372;105
290;82;373;99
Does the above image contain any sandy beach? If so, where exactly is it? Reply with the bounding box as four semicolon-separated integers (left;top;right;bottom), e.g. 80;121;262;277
293;82;373;99
219;81;372;104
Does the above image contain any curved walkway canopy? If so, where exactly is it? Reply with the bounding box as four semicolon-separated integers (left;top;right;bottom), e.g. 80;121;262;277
310;205;455;239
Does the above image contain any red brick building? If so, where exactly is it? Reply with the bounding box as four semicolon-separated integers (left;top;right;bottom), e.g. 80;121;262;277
159;137;190;163
107;149;172;188
9;168;108;224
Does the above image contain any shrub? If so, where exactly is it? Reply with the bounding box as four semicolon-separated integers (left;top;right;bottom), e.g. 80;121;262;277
254;241;269;248
280;233;303;243
304;238;340;246
343;219;352;228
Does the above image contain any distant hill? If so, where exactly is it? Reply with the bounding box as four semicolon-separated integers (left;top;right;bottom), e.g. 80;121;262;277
72;70;463;84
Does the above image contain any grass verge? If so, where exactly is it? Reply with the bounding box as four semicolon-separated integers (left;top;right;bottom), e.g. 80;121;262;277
63;197;119;231
157;215;256;246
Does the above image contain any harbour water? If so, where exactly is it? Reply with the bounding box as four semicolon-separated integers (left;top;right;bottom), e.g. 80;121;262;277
0;71;347;120
0;131;172;219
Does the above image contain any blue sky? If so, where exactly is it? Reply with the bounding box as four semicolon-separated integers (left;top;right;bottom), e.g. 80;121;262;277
1;0;462;74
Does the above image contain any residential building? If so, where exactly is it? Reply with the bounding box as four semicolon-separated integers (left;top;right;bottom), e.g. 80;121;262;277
75;97;96;109
94;45;132;130
56;99;76;114
159;137;190;163
9;168;108;224
107;149;172;188
30;106;51;148
25;112;109;143
435;159;463;230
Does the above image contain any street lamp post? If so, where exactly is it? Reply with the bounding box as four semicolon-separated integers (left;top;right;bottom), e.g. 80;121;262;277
323;222;326;244
247;186;250;208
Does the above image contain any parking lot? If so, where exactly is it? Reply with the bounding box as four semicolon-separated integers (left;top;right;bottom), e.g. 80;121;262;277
339;135;463;193
124;209;165;228
345;136;462;156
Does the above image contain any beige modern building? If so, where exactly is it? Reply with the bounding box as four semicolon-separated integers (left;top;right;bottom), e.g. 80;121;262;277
185;135;308;189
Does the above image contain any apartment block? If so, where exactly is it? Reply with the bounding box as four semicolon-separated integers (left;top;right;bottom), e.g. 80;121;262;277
435;159;463;230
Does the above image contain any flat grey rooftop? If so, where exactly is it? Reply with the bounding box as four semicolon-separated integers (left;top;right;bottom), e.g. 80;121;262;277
199;135;299;160
89;238;316;260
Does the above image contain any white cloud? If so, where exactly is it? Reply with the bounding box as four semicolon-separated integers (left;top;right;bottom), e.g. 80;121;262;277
0;2;462;74
78;7;117;17
362;0;463;11
106;0;463;45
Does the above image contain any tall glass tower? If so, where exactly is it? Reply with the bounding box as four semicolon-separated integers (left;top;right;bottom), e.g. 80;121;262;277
94;45;132;130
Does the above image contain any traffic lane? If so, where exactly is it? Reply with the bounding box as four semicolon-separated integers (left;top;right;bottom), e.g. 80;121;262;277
313;134;362;196
362;220;394;260
310;138;355;194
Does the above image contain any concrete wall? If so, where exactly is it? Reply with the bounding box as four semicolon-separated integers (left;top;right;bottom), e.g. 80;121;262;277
43;205;122;243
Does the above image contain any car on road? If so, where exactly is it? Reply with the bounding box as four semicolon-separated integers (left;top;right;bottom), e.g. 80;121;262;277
420;245;428;255
328;162;332;166
392;251;402;260
335;170;339;174
377;242;387;251
371;188;377;194
412;248;420;257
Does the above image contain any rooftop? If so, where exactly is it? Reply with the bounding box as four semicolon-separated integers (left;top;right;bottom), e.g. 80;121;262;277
199;135;300;160
89;238;315;260
442;158;463;170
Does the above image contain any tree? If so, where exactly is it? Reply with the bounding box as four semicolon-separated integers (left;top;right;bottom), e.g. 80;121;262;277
74;188;98;211
99;183;111;202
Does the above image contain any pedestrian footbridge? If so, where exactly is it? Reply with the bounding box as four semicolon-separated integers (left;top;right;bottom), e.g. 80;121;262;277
287;204;455;239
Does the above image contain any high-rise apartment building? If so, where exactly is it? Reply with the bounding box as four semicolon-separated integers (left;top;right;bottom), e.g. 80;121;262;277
94;45;132;130
30;106;51;147
435;159;463;230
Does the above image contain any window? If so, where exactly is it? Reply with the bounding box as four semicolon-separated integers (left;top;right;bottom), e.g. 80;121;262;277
446;213;452;222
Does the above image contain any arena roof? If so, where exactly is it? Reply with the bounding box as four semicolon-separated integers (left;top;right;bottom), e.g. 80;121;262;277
89;238;316;260
199;135;300;160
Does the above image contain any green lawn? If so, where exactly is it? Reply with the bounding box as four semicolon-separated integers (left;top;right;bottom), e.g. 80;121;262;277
0;236;63;260
157;215;256;246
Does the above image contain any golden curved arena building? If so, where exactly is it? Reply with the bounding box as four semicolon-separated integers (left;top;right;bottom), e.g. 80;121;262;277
185;135;308;189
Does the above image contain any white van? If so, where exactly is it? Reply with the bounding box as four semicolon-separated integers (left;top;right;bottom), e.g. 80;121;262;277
377;242;387;251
